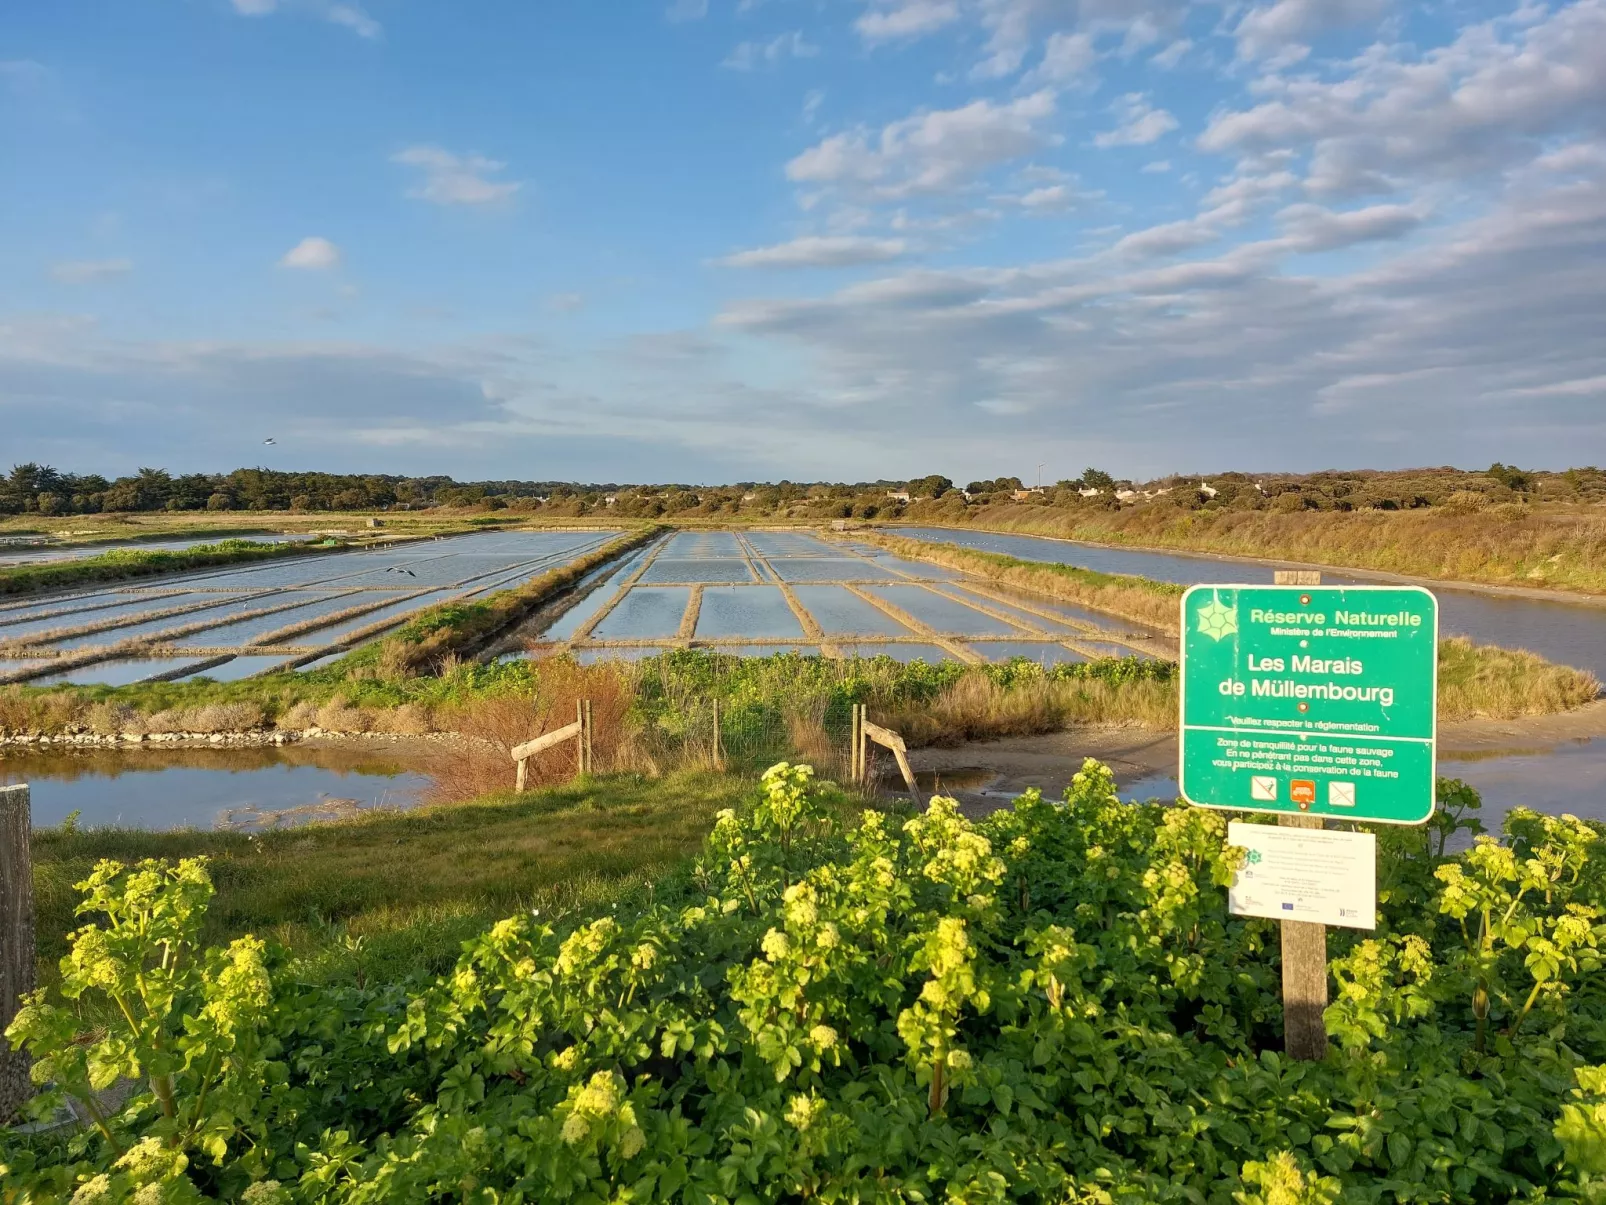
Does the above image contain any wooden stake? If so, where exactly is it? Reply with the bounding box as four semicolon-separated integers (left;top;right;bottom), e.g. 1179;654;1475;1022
576;700;586;778
1279;813;1329;1059
1;784;34;1123
1273;567;1327;1060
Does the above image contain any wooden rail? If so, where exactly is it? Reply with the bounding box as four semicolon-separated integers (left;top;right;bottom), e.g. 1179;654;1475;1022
849;704;918;799
511;700;593;789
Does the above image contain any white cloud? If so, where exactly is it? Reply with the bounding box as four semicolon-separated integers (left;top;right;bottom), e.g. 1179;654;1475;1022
711;165;1606;471
1202;1;1606;197
1234;0;1388;60
787;90;1059;198
326;4;381;38
1150;38;1191;69
1276;202;1424;251
392;146;521;206
723;31;820;70
229;0;380;38
49;258;133;284
546;292;586;312
855;1;961;43
1018;184;1074;210
720;235;910;268
1094;93;1179;147
1028;31;1096;84
278;237;342;270
1142;159;1172;173
666;0;709;21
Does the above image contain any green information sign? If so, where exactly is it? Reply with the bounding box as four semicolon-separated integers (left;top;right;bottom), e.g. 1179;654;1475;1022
1179;584;1438;825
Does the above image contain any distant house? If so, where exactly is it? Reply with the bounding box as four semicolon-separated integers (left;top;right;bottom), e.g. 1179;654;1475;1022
603;495;618;506
1078;487;1103;497
742;492;758;502
1115;489;1139;501
886;489;911;503
1199;482;1219;498
1011;488;1045;501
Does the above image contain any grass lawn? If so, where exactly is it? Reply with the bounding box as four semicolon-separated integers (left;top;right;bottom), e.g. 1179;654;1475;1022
29;769;805;990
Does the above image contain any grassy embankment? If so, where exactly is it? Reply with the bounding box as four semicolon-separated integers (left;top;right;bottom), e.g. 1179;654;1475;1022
0;537;336;597
27;770;779;991
917;500;1606;594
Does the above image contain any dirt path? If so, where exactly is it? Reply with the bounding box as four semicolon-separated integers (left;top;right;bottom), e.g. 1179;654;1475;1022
904;701;1606;815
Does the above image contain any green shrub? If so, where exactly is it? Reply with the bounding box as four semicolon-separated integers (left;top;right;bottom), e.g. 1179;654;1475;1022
5;766;1604;1201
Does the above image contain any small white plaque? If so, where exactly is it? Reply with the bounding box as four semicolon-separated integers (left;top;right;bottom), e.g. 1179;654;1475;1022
1227;821;1376;930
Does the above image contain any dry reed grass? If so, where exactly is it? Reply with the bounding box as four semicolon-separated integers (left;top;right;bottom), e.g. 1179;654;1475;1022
426;659;636;802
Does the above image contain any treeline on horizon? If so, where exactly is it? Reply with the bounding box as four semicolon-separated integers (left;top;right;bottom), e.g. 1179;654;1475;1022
2;460;1602;520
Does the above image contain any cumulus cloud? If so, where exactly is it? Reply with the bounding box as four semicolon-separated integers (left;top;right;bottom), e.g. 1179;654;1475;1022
278;237;341;270
393;146;521;205
711;160;1606;471
723;31;819;70
1276;202;1424;251
49;258;133;284
720;236;910;268
1234;0;1389;60
666;0;708;21
787;90;1059;198
1202;1;1606;196
1027;31;1096;84
1150;38;1191;69
1094;93;1179;147
856;0;961;41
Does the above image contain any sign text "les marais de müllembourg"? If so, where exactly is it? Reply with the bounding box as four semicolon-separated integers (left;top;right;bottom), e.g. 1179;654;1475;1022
1179;584;1439;825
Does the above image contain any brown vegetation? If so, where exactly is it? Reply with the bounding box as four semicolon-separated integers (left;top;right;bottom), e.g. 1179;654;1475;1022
933;502;1606;595
425;660;635;801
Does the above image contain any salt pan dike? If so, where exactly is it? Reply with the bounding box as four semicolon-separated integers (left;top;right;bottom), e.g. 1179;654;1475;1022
522;529;1169;665
0;529;619;686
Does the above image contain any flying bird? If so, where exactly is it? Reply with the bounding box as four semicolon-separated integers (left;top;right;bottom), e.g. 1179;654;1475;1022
263;438;276;445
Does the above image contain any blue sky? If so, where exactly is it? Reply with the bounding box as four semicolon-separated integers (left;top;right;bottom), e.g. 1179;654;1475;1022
2;0;1603;483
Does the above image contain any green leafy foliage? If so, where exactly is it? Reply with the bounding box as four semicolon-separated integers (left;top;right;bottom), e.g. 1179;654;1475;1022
5;768;1604;1202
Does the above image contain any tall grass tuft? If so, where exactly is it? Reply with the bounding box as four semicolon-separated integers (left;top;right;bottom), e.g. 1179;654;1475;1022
1437;636;1601;720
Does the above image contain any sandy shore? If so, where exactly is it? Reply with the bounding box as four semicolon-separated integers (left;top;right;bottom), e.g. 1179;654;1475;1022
905;700;1606;813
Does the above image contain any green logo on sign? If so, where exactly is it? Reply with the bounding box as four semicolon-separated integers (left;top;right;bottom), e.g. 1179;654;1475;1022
1196;596;1238;641
1246;849;1262;865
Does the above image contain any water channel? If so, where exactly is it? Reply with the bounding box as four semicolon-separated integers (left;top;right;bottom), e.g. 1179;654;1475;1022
0;744;431;831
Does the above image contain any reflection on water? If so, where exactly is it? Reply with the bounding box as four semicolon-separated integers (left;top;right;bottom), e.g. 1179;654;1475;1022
1120;738;1606;831
0;744;431;831
895;526;1606;679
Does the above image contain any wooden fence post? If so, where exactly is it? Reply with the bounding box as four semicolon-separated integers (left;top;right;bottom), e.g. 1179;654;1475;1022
1;783;34;1124
584;698;594;775
849;704;862;785
711;699;724;771
1273;568;1329;1061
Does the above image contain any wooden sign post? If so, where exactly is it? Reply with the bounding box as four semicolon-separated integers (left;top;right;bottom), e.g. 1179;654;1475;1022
1273;571;1329;1060
1;783;34;1123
